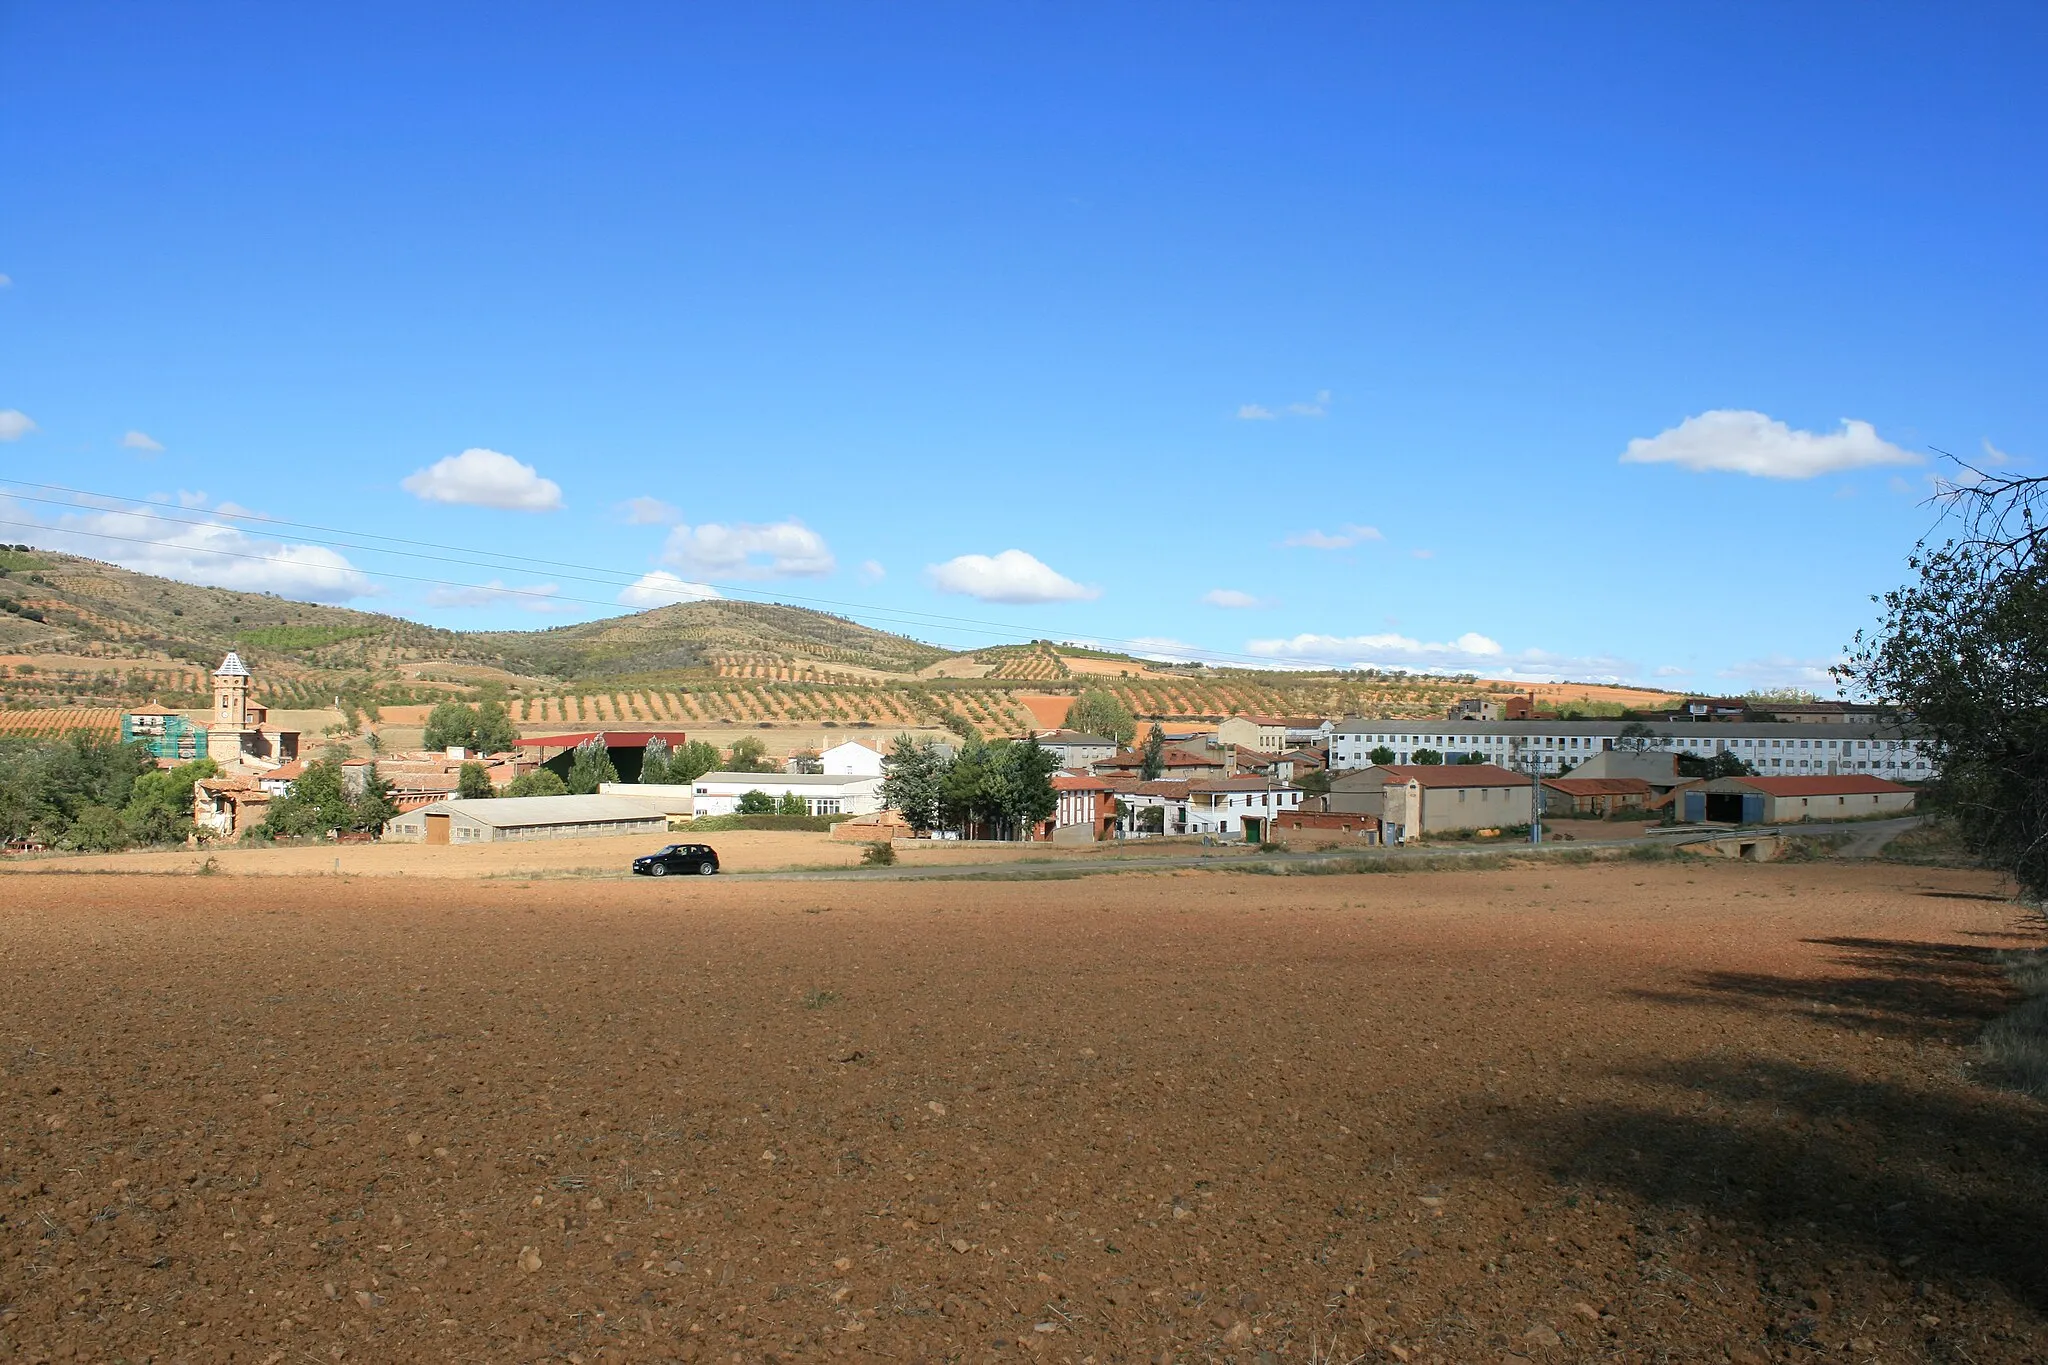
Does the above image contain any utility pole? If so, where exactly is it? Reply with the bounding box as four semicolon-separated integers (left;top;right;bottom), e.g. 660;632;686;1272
1512;735;1543;844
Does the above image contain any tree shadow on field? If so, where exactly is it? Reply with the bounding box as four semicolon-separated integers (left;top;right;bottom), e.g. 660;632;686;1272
1519;934;2048;1316
1623;935;2024;1045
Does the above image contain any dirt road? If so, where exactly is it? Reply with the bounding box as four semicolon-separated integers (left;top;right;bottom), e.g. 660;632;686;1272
2;860;2041;1364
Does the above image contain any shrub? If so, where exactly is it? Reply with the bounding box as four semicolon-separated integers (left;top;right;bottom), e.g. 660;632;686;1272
861;841;897;866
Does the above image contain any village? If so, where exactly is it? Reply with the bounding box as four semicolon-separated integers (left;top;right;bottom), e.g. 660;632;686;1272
135;650;1926;856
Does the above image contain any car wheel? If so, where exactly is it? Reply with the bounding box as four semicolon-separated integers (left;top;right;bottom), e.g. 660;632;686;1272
649;863;668;877
698;861;717;875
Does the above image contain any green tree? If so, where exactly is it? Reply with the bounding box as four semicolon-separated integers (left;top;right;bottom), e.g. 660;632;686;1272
1139;724;1167;780
1368;745;1396;766
423;700;522;754
457;761;494;799
1064;689;1136;746
506;768;568;798
639;736;672;785
0;734;154;847
881;734;950;835
422;701;479;752
1840;465;2048;896
669;740;723;783
1454;751;1488;765
124;756;219;844
1297;767;1332;799
566;738;618;794
257;760;357;838
777;790;808;816
725;736;772;773
62;804;131;852
736;790;777;815
1411;748;1444;765
1676;750;1754;780
996;736;1061;838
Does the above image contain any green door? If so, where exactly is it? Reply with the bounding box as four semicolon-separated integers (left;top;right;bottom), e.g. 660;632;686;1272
1244;817;1264;843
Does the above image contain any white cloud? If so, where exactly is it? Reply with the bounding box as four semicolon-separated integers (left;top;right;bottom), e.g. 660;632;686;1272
1620;410;1919;479
1653;665;1688;678
1716;655;1844;690
1247;630;1636;683
1284;524;1382;550
661;520;835;579
1202;588;1268;609
0;274;11;287
619;496;679;525
1239;390;1330;421
858;559;886;584
1127;637;1204;663
1410;548;1435;560
6;496;376;603
926;549;1100;604
402;448;564;510
424;580;572;612
122;430;165;453
1286;389;1332;417
1981;438;2022;469
618;570;721;609
0;409;35;441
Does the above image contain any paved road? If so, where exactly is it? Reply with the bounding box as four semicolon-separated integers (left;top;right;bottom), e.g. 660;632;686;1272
724;816;1927;883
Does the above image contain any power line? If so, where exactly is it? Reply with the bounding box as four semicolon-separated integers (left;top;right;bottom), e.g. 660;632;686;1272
0;481;1348;673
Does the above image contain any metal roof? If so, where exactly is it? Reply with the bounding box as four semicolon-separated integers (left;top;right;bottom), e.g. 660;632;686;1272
213;651;251;678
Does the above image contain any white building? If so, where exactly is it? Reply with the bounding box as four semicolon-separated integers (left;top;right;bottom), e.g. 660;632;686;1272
1327;718;1934;779
690;771;883;818
1186;776;1302;840
821;740;888;777
384;795;671;845
1036;730;1119;768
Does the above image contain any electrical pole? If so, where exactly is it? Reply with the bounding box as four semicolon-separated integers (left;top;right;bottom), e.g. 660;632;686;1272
1513;735;1543;844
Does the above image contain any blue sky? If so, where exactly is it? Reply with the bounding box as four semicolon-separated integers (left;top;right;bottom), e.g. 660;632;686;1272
3;3;2044;690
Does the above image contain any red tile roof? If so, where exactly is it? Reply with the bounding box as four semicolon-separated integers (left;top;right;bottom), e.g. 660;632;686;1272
1738;775;1914;796
1052;772;1110;791
1542;777;1652;797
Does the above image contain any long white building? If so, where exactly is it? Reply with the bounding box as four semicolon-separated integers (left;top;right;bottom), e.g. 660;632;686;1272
1327;718;1933;778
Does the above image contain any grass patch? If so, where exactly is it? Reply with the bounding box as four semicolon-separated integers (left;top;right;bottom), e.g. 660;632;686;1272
1777;832;1854;862
1983;948;2048;1100
1880;820;1982;868
676;813;853;833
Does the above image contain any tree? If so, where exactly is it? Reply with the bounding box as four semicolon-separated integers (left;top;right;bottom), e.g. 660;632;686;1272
725;736;772;773
1677;750;1754;780
124;756;219;844
1454;751;1488;765
566;738;618;794
995;736;1061;839
1841;461;2048;898
1064;689;1137;746
1615;722;1663;753
881;734;950;835
639;736;672;785
506;768;568;798
257;759;388;838
736;790;777;815
1297;767;1332;799
1368;745;1396;766
1140;724;1167;780
1411;748;1444;765
422;701;478;752
777;790;808;816
457;761;494;799
0;734;154;847
423;700;521;754
669;740;723;783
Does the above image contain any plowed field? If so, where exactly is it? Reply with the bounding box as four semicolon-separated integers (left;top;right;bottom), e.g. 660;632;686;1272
2;861;2042;1364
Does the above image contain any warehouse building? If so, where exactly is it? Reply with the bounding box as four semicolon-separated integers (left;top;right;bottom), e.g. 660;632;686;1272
384;794;670;845
1679;775;1917;825
1331;764;1533;843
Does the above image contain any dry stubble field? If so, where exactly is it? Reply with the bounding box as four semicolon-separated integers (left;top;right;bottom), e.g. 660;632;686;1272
1;861;2044;1365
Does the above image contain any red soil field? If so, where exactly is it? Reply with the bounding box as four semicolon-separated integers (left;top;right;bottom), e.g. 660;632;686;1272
1;861;2042;1364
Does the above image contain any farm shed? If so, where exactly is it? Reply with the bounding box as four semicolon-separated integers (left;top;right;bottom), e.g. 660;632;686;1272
383;794;671;845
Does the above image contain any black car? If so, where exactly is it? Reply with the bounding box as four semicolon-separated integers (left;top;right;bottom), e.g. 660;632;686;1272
632;843;720;877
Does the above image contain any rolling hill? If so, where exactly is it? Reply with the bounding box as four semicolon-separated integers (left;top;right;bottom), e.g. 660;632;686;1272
0;548;1676;735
